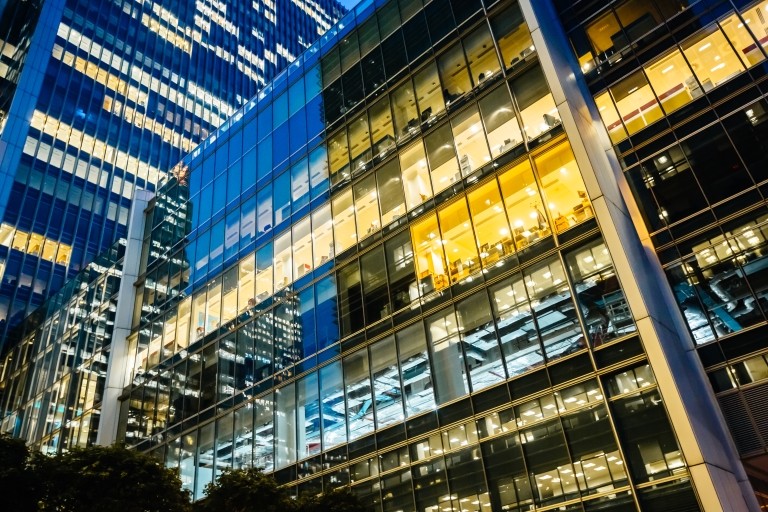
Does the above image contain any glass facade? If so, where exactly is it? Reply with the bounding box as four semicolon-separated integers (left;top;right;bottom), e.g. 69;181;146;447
0;0;346;341
555;0;768;501
0;239;126;453
115;0;713;509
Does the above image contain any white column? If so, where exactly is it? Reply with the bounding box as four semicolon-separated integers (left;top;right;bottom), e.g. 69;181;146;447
518;1;759;510
96;189;152;446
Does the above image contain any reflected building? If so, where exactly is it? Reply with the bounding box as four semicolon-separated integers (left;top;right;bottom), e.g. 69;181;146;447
0;0;345;341
5;0;768;510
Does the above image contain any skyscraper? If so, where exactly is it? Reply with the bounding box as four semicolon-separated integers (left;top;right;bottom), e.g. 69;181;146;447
5;0;768;509
0;0;345;340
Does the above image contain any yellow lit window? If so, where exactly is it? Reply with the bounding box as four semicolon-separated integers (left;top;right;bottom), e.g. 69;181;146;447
439;198;479;284
534;142;593;233
411;213;448;293
682;25;745;91
467;180;514;268
498;159;549;249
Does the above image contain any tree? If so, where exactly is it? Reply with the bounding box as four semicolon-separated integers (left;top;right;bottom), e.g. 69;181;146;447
297;487;367;512
195;467;293;512
0;434;38;512
37;444;190;512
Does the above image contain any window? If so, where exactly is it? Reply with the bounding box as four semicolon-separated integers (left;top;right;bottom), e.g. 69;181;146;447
439;198;478;285
376;159;406;225
353;174;381;241
369;95;395;160
348;113;372;174
438;43;471;106
392;80;419;143
328;130;350;185
370;336;404;427
479;85;523;157
413;62;445;126
451;105;491;176
467;180;514;268
488;274;542;375
292;217;312;279
400;141;432;209
464;23;501;86
510;65;559;141
425;123;460;193
427;307;469;404
311;203;334;268
255;243;273;302
534;142;593;233
385;230;416;311
682;24;745;91
457;291;505;391
412;212;448;293
490;1;533;71
332;188;356;254
396;322;435;415
344;348;374;440
498;159;550;250
361;245;390;322
320;361;346;449
273;231;292;290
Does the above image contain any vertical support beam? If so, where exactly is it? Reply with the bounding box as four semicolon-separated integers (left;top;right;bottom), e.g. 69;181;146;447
518;1;759;510
96;189;152;446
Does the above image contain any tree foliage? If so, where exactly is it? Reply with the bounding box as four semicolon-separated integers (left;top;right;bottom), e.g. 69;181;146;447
0;436;365;512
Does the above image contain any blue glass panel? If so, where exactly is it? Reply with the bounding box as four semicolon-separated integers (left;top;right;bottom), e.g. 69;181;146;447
258;136;273;182
224;209;240;265
273;171;291;228
298;286;317;358
289;109;307;155
315;275;339;350
227;159;241;206
213;173;226;215
209;219;225;273
306;96;324;140
273;123;290;166
240;195;256;248
273;92;288;129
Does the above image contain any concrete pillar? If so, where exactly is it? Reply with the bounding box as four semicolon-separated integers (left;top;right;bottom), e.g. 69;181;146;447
96;189;152;446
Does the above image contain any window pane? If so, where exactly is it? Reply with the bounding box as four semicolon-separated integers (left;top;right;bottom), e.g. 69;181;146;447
275;382;296;469
311;203;334;268
253;394;274;471
489;274;542;376
353;174;381;241
438;43;472;106
452;105;491;176
369;95;396;160
413;62;445;126
737;1;768;64
400;142;432;209
490;1;533;71
457;291;506;391
644;48;695;115
344;348;374;440
392;80;420;143
609;70;662;135
594;91;627;144
332;188;357;254
320;361;347;449
427;307;469;404
361;246;390;322
412;212;448;293
467;180;514;269
425;123;460;193
464;23;501;85
385;230;416;312
479;85;523;157
255;242;273;302
274;230;292;290
376;159;406;226
439;198;478;285
370;336;404;428
498;159;550;250
293;217;312;279
297;372;320;459
534;142;593;233
682;25;746;90
396;322;435;415
524;257;585;361
348;113;372;175
566;239;636;347
328;130;350;185
510;65;560;141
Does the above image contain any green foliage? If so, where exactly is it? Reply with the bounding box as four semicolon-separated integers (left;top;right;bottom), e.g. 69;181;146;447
195;467;294;512
296;487;367;512
0;434;38;512
37;444;191;512
0;436;365;512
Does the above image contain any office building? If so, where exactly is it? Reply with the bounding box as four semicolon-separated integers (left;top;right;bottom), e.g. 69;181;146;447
4;0;768;510
0;0;345;340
